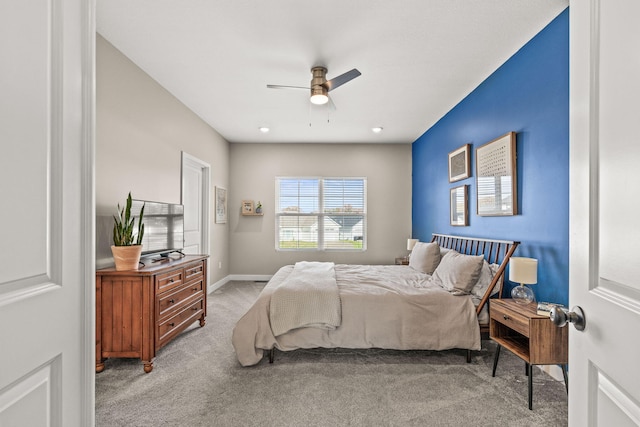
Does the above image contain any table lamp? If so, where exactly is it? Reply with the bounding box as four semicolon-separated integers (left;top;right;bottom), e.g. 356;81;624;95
509;257;538;304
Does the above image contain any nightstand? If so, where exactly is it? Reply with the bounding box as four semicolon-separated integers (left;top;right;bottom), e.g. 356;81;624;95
489;299;568;410
395;257;409;265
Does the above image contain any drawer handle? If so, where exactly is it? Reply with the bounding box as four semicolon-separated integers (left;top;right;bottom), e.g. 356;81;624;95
168;299;175;304
503;315;510;320
169;322;175;327
192;307;199;311
169;278;174;283
192;287;199;292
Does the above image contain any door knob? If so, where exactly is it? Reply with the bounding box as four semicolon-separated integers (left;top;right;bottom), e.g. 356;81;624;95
550;306;586;331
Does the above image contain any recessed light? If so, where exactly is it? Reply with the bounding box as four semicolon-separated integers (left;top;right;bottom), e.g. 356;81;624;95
372;127;383;133
259;127;270;133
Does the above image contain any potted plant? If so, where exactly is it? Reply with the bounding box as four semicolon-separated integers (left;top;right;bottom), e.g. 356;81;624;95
255;201;262;214
111;192;145;271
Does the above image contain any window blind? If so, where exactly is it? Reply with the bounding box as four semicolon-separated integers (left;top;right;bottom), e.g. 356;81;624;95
276;177;366;251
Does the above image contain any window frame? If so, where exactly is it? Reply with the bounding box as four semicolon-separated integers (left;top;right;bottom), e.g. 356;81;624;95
275;176;367;252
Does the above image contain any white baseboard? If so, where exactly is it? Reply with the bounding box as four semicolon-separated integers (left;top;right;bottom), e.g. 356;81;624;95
227;274;272;282
538;364;566;384
207;274;273;294
207;277;229;294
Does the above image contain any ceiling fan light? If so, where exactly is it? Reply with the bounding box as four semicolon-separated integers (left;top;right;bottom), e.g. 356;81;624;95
310;70;329;105
310;94;329;105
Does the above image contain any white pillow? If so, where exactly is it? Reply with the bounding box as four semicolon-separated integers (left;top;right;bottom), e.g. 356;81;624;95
471;261;501;299
431;250;485;294
408;242;441;274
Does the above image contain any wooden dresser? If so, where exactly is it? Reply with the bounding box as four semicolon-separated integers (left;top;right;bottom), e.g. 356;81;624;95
96;255;208;373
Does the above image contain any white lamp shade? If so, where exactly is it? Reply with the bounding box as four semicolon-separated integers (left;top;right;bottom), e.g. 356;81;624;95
407;239;419;250
509;257;538;284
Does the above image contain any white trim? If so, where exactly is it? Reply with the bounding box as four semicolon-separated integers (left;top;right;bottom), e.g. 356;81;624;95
207;276;230;293
81;0;96;423
0;357;61;424
538;364;565;384
181;152;211;285
207;274;273;294
597;370;640;425
228;274;273;282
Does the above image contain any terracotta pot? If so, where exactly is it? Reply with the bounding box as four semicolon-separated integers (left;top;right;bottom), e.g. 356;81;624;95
111;245;143;271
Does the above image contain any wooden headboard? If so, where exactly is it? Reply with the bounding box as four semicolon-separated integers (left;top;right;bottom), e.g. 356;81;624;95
430;233;520;319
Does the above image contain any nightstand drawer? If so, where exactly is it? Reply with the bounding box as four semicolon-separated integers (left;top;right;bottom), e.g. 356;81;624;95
491;302;530;337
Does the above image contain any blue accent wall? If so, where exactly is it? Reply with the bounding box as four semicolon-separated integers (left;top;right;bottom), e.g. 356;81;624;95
412;8;569;305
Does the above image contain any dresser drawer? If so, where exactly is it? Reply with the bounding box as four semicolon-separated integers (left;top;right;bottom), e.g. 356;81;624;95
491;302;530;337
157;298;204;348
156;268;184;293
184;261;205;283
157;279;204;319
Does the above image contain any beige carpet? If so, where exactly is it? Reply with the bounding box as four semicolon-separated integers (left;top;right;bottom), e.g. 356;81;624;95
95;281;568;426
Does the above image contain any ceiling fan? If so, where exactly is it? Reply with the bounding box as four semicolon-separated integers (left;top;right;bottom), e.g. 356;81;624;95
267;66;361;105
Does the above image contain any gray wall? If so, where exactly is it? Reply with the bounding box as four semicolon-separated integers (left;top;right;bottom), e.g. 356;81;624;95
96;35;230;282
97;35;413;280
229;143;412;275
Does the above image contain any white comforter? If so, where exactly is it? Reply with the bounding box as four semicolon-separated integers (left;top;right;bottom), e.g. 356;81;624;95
269;261;341;336
232;264;481;367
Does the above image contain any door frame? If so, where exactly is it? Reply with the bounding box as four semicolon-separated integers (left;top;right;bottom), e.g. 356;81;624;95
82;1;96;423
181;152;211;286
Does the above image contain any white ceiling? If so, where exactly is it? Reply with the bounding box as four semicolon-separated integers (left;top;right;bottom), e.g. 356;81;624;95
97;0;568;144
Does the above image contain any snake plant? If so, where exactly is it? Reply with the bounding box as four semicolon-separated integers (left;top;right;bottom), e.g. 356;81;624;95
112;192;145;246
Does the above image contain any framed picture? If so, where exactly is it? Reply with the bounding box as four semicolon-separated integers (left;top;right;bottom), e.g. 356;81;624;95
476;132;517;216
241;200;254;215
448;144;471;182
450;185;468;226
215;186;227;224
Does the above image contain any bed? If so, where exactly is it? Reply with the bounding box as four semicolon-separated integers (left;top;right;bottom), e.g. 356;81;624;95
232;234;519;367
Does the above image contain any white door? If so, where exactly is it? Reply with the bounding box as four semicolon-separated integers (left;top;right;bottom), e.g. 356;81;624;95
181;152;210;256
0;0;94;426
569;0;640;425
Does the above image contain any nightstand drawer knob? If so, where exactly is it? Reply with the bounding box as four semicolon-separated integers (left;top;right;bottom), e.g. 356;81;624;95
503;315;510;320
550;306;586;331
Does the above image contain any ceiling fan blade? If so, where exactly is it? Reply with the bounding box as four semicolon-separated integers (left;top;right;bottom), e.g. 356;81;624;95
266;84;309;90
324;68;361;92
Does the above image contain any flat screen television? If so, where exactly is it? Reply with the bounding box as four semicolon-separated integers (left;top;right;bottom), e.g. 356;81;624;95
96;199;184;269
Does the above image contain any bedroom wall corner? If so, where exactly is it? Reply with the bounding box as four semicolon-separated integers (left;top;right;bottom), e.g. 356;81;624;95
411;8;569;305
96;34;231;284
229;143;412;275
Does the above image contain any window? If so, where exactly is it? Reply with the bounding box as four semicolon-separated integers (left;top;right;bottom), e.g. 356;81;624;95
276;177;366;251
